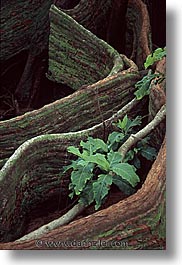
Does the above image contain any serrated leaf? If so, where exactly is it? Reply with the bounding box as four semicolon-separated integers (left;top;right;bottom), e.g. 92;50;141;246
67;146;82;156
93;174;112;210
111;163;140;187
117;115;128;130
80;137;108;154
107;151;122;167
78;181;94;206
85;154;110;171
107;131;125;146
71;164;93;195
134;87;150;100
126;116;142;132
134;74;159;100
63;159;80;173
112;175;135;195
68;146;89;160
140;146;157;161
117;115;142;134
123;150;135;162
123;116;142;134
144;47;166;69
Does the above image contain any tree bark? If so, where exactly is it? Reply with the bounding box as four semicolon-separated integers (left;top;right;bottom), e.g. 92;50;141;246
0;0;166;249
0;137;166;249
125;0;152;69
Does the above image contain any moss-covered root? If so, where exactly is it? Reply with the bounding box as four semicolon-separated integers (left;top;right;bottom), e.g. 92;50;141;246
0;55;139;168
0;138;166;249
48;4;124;90
0;98;142;242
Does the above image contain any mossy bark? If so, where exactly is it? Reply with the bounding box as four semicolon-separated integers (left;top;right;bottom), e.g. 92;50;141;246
0;0;166;249
0;137;166;249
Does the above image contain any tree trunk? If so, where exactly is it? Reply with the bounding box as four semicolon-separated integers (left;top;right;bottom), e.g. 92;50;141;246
0;0;166;249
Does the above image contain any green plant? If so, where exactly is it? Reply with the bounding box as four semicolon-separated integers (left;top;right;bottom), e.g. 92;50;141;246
144;47;166;69
134;71;160;100
64;115;157;210
124;137;157;169
134;47;166;100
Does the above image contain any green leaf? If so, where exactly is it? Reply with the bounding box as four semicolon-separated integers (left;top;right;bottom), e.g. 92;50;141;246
78;181;94;206
63;162;75;173
71;164;93;195
93;174;112;210
68;183;75;199
144;47;166;69
117;115;142;134
137;137;150;147
134;86;150;100
80;137;108;154
111;163;140;187
117;115;128;130
63;157;94;173
126;116;142;133
67;146;82;157
134;74;154;100
107;151;122;167
123;150;135;162
107;132;124;146
67;146;88;160
133;156;141;169
85;154;110;171
140;146;157;161
112;175;135;195
134;73;161;100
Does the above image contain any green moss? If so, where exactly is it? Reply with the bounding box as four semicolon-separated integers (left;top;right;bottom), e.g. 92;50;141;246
48;5;122;90
145;198;166;240
97;229;114;239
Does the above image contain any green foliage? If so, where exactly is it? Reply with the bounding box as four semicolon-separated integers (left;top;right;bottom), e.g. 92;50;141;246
93;174;112;210
64;115;157;210
134;47;166;100
110;163;139;188
64;49;165;210
144;47;166;69
124;137;157;168
116;115;142;134
134;72;160;100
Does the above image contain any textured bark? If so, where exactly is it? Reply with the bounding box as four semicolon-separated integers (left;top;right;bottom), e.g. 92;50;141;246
53;0;152;67
0;96;145;242
0;0;166;249
125;0;152;69
47;4;125;89
0;53;139;168
0;138;166;249
0;20;143;241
